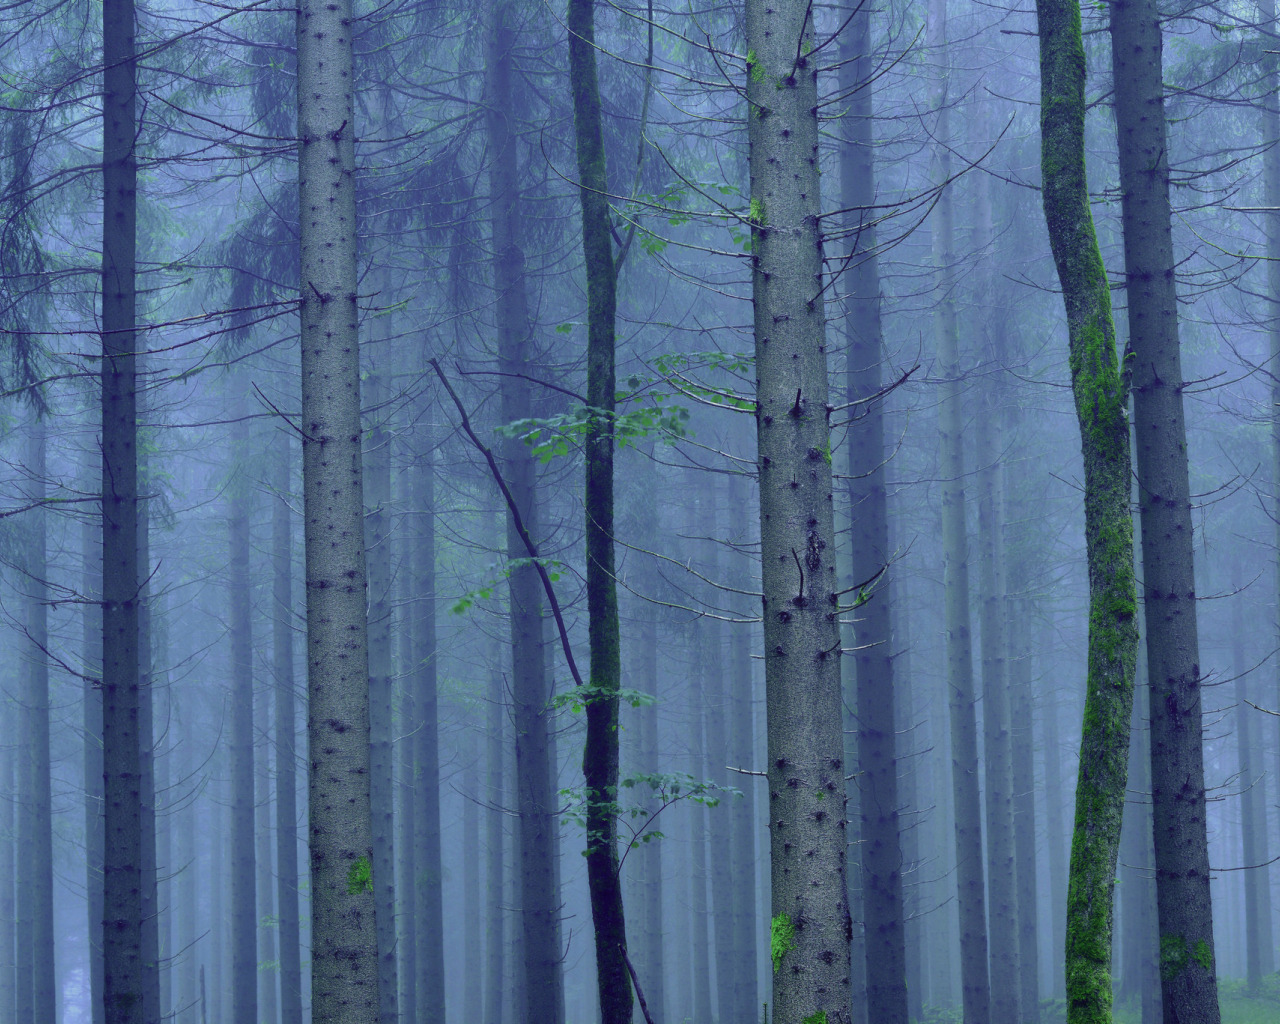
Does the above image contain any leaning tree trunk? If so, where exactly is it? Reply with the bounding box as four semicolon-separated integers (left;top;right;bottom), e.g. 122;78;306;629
101;0;146;1010
1108;0;1220;1018
746;1;852;1022
1036;0;1141;1021
295;0;380;1012
927;2;990;1018
566;0;630;1019
839;4;907;1020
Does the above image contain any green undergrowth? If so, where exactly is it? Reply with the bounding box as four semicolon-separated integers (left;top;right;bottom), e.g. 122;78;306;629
1023;975;1280;1024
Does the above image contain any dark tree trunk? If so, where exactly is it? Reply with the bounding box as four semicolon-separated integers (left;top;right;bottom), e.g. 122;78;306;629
101;0;146;1007
1108;0;1220;1018
839;4;907;1019
566;0;630;1014
485;7;565;1018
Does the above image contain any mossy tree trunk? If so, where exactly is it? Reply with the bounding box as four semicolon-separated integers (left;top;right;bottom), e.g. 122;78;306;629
1107;0;1220;1018
1036;0;1141;1020
746;0;852;1019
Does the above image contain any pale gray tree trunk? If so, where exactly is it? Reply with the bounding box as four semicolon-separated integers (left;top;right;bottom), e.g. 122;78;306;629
364;370;399;1024
464;746;483;1023
745;0;851;1018
484;660;505;1024
0;718;14;1024
410;439;445;1021
395;451;417;1023
257;657;279;1024
1108;1;1220;1016
928;2;990;1018
81;454;105;1024
229;412;258;1024
296;0;380;1007
272;440;304;1024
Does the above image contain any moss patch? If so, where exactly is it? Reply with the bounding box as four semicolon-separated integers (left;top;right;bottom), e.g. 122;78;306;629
771;913;796;973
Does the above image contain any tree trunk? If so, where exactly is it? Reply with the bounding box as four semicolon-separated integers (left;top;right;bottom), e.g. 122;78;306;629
839;4;907;1019
464;745;483;1023
364;371;399;1024
82;453;106;1024
101;0;146;1007
745;0;851;1019
395;454;417;1024
1008;601;1041;1024
0;716;14;1024
272;439;304;1024
257;647;279;1024
928;2;990;1018
485;660;505;1024
566;0;630;1016
229;412;258;1024
295;0;380;1006
411;440;446;1021
1107;0;1220;1017
486;1;565;1012
1036;0;1141;1019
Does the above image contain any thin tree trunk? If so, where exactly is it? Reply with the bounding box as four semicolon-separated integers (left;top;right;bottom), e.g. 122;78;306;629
229;413;258;1024
0;717;14;1024
486;3;565;1013
928;3;990;1018
1008;600;1041;1024
1040;625;1067;1004
82;453;105;1024
101;0;146;1005
1036;0;1141;1018
411;441;446;1021
295;0;380;1005
1107;0;1220;1017
566;0;630;1014
272;439;304;1024
365;371;399;1024
257;659;279;1024
839;3;907;1018
745;0;851;1018
484;661;505;1024
464;746;483;1023
396;456;417;1024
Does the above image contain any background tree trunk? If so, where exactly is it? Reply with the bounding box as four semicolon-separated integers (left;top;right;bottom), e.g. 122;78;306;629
1108;0;1221;1017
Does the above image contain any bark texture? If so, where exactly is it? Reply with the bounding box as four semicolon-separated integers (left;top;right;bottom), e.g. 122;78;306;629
746;0;852;1019
1107;0;1220;1019
102;0;146;1010
296;0;380;1008
1037;0;1141;1019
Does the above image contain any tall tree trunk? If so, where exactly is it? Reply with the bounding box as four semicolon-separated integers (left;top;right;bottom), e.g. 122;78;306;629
1108;1;1220;1018
82;454;106;1024
411;440;445;1020
295;0;380;1006
928;2;990;1018
566;0;630;1016
229;413;258;1024
257;653;279;1024
486;3;565;1014
464;746;483;1023
395;454;417;1024
1008;600;1041;1024
272;439;304;1024
839;4;907;1019
1231;562;1271;994
1036;0;1141;1019
1040;618;1068;1005
727;471;757;1024
484;660;505;1024
745;0;851;1020
137;458;160;1024
0;715;14;1024
364;371;399;1024
101;0;146;1007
